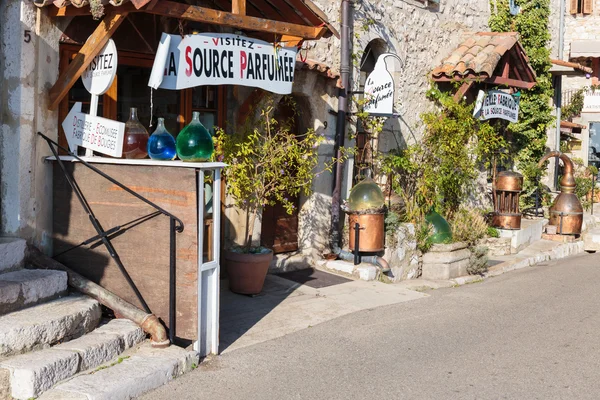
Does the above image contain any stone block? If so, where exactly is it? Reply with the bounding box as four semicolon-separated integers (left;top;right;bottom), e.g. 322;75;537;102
93;319;146;350
0;295;101;357
583;228;600;252
0;269;68;315
0;349;79;399
55;332;124;371
422;258;470;280
422;248;471;264
40;344;199;400
429;242;468;253
0;238;26;273
324;260;355;275
355;266;377;281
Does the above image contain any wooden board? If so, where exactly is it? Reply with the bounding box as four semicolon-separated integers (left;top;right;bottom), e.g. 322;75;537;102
53;163;203;342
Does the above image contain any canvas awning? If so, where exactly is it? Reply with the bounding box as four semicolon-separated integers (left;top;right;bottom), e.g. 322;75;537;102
570;41;600;58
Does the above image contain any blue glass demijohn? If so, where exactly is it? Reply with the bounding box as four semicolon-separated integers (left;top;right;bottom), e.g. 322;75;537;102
147;117;177;160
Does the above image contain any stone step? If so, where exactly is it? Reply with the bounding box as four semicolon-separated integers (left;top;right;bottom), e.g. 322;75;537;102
0;319;145;400
583;228;600;252
0;238;26;273
38;342;198;400
0;269;68;315
0;294;101;357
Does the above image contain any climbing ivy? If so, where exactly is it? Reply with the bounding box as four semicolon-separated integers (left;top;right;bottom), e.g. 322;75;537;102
489;0;555;209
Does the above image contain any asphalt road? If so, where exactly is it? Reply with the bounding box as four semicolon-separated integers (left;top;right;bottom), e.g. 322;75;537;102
141;252;600;400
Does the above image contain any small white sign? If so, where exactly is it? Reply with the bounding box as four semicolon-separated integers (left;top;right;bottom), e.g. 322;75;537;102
82;39;118;95
474;90;520;123
62;102;125;157
363;53;402;116
149;33;297;94
583;90;600;113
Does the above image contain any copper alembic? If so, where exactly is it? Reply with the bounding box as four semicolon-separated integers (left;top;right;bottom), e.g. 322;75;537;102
538;151;583;235
492;171;524;230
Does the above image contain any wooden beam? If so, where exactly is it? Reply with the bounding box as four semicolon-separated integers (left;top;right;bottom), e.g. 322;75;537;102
453;81;474;102
47;11;128;110
484;76;536;90
143;1;324;39
281;35;303;48
232;0;246;15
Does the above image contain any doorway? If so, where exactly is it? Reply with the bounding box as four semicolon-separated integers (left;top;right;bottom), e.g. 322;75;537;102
589;122;600;169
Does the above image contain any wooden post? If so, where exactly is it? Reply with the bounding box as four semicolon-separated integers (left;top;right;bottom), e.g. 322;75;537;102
232;0;246;15
47;11;128;110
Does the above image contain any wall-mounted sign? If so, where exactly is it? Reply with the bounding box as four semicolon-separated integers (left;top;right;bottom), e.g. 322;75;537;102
62;102;125;158
363;53;402;116
82;39;118;95
148;33;298;94
473;90;520;123
583;90;600;113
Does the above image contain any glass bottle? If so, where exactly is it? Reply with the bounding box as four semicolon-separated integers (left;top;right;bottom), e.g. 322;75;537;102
147;118;177;161
425;208;453;244
176;111;214;162
122;107;149;159
347;176;385;211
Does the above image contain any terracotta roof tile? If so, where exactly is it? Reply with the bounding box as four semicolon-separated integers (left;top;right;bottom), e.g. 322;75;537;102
431;32;534;82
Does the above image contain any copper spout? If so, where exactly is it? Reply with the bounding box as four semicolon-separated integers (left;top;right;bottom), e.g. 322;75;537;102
538;151;576;193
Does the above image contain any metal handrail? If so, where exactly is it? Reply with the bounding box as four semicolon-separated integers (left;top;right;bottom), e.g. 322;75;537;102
38;132;183;344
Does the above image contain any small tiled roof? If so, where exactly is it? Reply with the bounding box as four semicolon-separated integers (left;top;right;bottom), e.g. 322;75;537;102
431;32;533;81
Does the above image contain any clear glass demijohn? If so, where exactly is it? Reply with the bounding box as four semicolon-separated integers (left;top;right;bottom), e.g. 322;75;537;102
147;117;177;161
347;170;385;211
176;111;214;162
122;107;149;159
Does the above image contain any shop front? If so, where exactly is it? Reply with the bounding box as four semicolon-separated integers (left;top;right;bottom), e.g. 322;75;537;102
34;0;337;356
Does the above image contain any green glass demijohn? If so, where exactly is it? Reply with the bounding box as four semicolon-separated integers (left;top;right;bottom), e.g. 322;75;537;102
176;111;214;162
425;208;452;244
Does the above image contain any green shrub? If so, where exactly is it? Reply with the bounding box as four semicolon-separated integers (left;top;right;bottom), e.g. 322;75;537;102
467;246;489;275
451;208;489;245
486;226;500;238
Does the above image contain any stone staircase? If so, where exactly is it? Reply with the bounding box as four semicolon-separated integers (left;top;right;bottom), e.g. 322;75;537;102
0;238;198;400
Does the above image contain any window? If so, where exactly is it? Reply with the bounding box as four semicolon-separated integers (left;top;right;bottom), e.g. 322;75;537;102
571;0;593;14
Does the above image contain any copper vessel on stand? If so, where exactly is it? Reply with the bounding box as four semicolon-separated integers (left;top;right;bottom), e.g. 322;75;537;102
492;171;523;230
538;151;583;235
348;212;385;252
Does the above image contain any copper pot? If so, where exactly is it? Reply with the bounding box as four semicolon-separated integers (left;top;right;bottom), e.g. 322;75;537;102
349;212;385;252
493;171;524;230
538;151;583;235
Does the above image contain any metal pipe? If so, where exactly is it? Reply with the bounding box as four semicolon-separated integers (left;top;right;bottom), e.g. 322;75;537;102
538;151;576;193
354;222;360;265
28;247;170;348
169;217;177;344
334;247;390;273
555;0;566;190
330;0;351;252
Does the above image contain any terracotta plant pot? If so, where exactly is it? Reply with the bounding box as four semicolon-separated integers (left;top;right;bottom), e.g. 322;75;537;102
224;249;273;295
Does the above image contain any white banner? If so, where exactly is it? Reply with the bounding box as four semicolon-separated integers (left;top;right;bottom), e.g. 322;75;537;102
583;90;600;113
363;53;402;117
62;102;125;158
149;33;297;94
474;90;520;123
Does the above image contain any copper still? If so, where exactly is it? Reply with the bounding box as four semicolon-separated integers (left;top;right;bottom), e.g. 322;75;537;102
348;212;385;252
538;151;583;235
492;171;523;230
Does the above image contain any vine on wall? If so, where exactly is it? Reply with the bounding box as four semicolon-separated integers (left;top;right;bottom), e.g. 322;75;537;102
489;0;554;207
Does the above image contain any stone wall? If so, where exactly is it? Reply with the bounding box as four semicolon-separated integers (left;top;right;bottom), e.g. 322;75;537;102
0;1;64;252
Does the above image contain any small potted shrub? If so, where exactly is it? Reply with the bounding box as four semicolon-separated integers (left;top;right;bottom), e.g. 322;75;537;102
215;96;325;294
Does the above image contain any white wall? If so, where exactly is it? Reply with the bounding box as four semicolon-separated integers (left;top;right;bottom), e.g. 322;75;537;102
0;0;63;252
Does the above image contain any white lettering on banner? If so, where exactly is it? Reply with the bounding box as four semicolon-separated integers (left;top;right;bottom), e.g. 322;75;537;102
363;53;403;117
149;33;298;94
62;102;125;158
473;90;520;123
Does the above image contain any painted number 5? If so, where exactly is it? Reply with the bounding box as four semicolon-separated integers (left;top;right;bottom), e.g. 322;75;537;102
24;30;31;43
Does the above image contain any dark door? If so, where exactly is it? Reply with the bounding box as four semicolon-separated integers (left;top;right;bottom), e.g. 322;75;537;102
260;97;300;254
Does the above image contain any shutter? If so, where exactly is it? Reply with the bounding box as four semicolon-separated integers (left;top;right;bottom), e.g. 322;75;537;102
584;0;593;14
571;0;578;13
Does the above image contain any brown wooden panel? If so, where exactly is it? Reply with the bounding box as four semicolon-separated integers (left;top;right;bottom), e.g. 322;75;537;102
53;163;200;342
584;0;593;13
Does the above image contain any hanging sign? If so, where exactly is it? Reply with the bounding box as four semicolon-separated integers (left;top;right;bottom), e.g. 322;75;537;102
82;39;118;95
583;90;600;112
363;53;402;117
62;102;125;158
148;33;298;94
473;90;520;123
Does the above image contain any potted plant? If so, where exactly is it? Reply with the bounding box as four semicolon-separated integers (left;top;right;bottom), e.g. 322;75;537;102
214;96;327;294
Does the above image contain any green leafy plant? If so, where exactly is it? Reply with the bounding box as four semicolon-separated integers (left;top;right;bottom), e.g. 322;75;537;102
467;246;489;275
451;208;489;245
215;96;337;252
486;226;500;238
562;88;585;121
569;157;599;211
489;0;555;210
415;221;434;253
